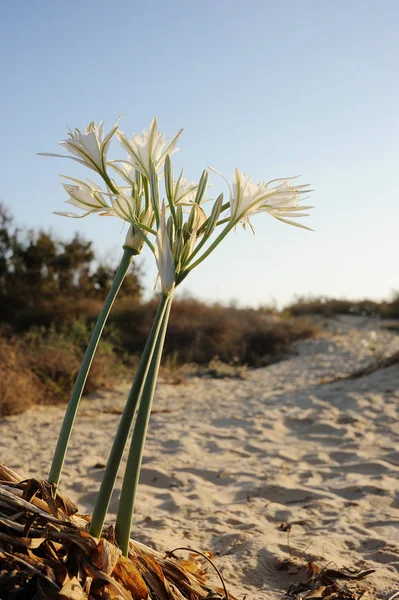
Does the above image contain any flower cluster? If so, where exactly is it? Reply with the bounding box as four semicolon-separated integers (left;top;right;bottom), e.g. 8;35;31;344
41;117;313;285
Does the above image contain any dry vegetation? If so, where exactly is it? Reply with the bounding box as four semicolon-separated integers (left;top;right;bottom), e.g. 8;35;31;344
0;465;227;599
0;326;125;417
110;298;316;367
285;294;399;319
3;200;398;418
2;200;398;419
0;307;316;417
0;204;318;417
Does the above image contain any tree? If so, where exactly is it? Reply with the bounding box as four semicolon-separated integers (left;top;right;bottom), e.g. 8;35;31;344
0;204;142;327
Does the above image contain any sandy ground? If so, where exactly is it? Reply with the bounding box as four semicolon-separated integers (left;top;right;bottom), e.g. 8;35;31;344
1;316;399;599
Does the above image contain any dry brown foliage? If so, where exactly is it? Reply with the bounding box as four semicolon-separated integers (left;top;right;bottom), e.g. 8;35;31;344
0;465;228;599
112;298;317;367
0;332;124;417
0;337;44;416
285;294;399;319
285;559;375;599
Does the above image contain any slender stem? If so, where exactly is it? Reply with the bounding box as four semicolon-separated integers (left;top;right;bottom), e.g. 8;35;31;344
138;223;157;236
180;220;235;280
89;296;170;538
101;170;119;195
149;164;160;229
197;201;230;237
215;217;230;227
168;198;178;230
115;294;173;555
143;178;150;211
48;248;135;485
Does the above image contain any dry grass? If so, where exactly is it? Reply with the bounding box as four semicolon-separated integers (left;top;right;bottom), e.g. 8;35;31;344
111;298;317;367
0;299;317;416
285;294;399;319
0;337;44;416
0;299;317;417
0;326;126;417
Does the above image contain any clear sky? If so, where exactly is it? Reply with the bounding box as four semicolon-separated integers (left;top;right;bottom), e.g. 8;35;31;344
1;0;398;307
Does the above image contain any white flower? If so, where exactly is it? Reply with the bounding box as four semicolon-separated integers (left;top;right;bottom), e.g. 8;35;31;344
216;168;312;231
54;178;110;219
39;119;119;175
254;178;313;230
174;172;198;205
154;202;175;294
110;192;142;223
108;160;137;186
117;118;183;178
230;169;267;223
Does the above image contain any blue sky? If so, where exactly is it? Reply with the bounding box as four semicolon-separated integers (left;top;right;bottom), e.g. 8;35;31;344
1;0;398;307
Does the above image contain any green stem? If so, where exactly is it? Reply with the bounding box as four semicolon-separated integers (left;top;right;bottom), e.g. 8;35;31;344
89;295;170;538
179;220;235;282
101;170;119;195
48;248;135;485
197;201;230;237
115;294;173;555
130;219;155;254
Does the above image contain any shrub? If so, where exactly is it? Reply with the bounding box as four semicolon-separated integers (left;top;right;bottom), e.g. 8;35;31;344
0;322;127;416
285;295;399;318
0;336;44;416
110;297;317;367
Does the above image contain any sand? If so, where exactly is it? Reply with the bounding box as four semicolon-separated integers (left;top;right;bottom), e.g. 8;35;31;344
1;315;399;598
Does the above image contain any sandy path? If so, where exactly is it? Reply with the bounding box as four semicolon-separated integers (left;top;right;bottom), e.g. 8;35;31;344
1;316;399;598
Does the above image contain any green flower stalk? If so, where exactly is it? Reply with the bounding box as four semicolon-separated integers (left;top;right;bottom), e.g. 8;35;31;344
89;295;170;538
40;119;167;485
113;199;226;551
91;201;177;542
48;246;135;485
115;294;173;555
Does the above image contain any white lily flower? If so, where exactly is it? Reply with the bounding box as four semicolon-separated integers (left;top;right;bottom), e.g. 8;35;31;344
155;202;175;294
108;160;137;186
55;178;111;219
254;178;313;230
110;192;141;223
39;119;119;175
174;172;199;205
117;118;183;178
217;168;312;231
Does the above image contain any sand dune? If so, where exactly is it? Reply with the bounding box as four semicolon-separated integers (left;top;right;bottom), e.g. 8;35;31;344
1;316;399;598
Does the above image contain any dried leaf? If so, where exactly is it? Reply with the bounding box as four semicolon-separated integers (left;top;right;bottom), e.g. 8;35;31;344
112;555;149;598
81;555;133;600
0;465;227;599
55;576;88;599
307;561;321;580
322;567;375;581
23;479;78;518
92;538;121;576
0;531;45;548
0;464;23;484
47;529;98;553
